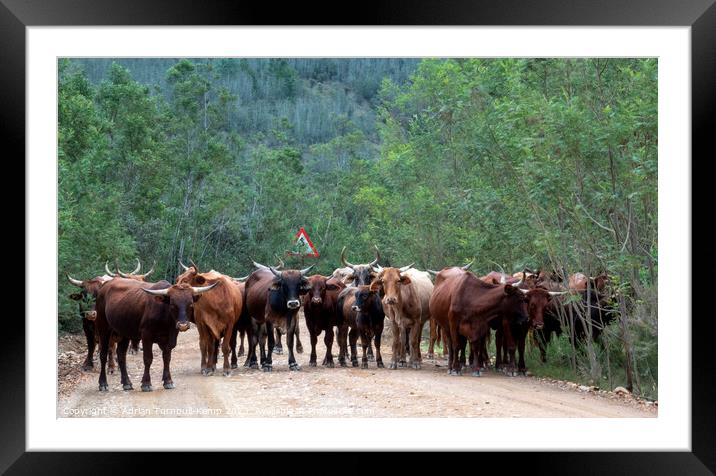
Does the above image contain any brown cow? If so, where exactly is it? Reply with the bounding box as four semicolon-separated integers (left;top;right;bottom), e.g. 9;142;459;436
429;269;559;376
176;265;242;376
336;285;386;368
371;265;433;370
302;275;344;367
95;277;217;391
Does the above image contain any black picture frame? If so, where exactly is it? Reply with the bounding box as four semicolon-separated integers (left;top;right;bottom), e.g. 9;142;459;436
6;0;710;473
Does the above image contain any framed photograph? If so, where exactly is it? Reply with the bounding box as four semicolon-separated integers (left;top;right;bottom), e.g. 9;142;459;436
10;0;710;471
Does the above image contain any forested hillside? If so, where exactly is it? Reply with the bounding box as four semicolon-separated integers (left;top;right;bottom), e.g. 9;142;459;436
59;58;657;397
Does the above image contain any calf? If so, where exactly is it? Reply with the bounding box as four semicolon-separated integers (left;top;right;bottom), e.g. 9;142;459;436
336;285;385;368
302;275;344;367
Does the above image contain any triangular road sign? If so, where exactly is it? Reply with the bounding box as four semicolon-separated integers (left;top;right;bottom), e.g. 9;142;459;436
293;227;319;257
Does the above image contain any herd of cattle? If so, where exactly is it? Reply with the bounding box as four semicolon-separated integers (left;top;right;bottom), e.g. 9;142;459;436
65;247;614;392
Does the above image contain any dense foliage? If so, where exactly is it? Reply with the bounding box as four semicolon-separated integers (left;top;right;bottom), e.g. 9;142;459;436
59;58;657;398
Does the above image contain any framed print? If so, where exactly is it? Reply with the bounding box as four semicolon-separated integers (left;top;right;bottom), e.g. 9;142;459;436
7;0;712;472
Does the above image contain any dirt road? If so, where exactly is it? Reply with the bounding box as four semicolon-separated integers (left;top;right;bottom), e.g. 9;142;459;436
58;314;656;418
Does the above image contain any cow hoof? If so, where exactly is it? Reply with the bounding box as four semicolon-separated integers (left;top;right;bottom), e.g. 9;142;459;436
339;361;348;368
472;371;482;377
289;363;301;371
325;361;334;368
273;348;283;355
98;383;109;392
389;363;398;370
237;350;245;357
368;355;375;362
223;370;232;377
398;361;407;368
518;370;527;376
361;362;368;369
262;365;272;372
309;361;317;367
122;383;134;391
163;382;175;389
249;363;259;370
296;345;304;354
377;362;385;368
411;362;421;370
82;364;94;372
351;360;359;368
426;353;434;360
141;384;153;392
449;369;462;376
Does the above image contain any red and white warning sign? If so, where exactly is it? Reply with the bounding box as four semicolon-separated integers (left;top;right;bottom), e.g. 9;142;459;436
292;227;319;257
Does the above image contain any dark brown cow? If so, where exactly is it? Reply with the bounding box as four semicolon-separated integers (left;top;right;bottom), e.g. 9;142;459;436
95;277;217;391
336;285;386;368
429;269;559;376
301;275;344;367
243;262;313;371
371;265;433;370
66;272;115;371
176;266;242;377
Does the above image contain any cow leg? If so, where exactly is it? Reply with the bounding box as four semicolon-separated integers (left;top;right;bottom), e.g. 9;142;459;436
441;326;449;357
199;330;209;375
159;343;174;389
398;327;409;367
323;326;335;368
337;322;348;367
470;337;483;377
108;336;117;374
308;328;319;367
427;318;437;360
287;315;300;371
348;326;359;367
447;313;461;375
294;323;303;354
127;338;138;355
273;327;283;355
502;321;517;377
408;322;422;369
374;326;385;368
204;335;216;376
517;331;527;375
229;326;238;369
533;329;548;363
263;322;274;372
389;319;401;369
221;325;235;377
360;331;370;368
116;337;133;390
97;330;111;391
238;329;246;357
495;328;503;371
212;338;219;371
82;318;95;371
245;322;259;369
140;336;154;392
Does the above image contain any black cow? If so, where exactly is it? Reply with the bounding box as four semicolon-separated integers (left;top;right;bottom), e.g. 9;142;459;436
336;285;386;368
243;262;313;371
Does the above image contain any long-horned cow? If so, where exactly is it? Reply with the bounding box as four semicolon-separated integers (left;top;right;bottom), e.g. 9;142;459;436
94;277;217;391
243;262;313;371
301;274;345;367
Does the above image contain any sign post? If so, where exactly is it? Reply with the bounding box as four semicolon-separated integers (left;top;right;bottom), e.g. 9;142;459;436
285;227;319;268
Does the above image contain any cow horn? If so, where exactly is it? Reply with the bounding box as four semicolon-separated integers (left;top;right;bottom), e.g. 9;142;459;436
369;245;381;267
252;260;270;271
116;260;131;278
130;258;141;275
427;269;439;276
192;282;219;295
461;259;474;270
269;266;282;277
299;265;314;276
138;260;155;278
274;255;285;269
234;274;250;282
340;246;356;270
104;261;117;277
548;291;568;296
67;274;84;287
142;287;169;296
399;263;414;273
372;264;384;273
189;259;199;273
518;288;529;294
179;260;189;271
511;277;524;288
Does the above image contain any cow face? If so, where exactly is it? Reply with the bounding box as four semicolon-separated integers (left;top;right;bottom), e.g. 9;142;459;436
269;270;311;310
306;275;340;305
339;245;381;286
351;286;378;313
372;267;412;307
142;282;218;331
67;275;111;321
521;288;553;330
